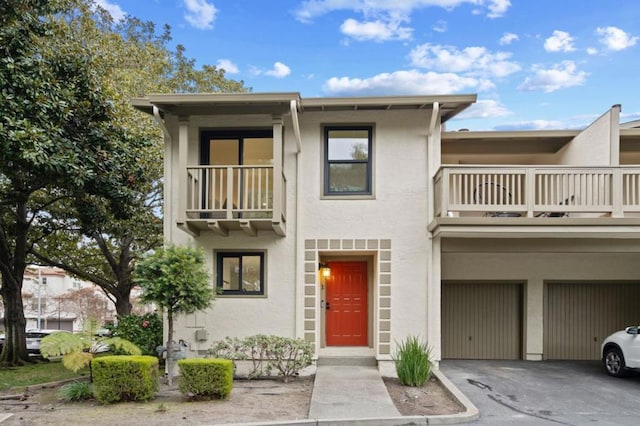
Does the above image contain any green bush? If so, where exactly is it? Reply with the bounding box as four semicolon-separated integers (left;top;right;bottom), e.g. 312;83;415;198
58;381;93;401
393;336;432;387
208;335;313;382
92;355;159;403
178;358;233;400
111;313;163;356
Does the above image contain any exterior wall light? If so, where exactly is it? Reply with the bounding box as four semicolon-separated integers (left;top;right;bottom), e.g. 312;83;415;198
319;263;331;278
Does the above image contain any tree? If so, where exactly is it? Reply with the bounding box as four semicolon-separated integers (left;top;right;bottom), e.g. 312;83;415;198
31;0;248;316
55;287;111;328
133;245;214;385
0;0;150;365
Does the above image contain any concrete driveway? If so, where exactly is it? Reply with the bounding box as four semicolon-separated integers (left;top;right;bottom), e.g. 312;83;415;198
440;360;640;425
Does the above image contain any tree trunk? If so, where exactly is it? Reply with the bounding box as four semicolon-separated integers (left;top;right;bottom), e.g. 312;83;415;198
0;274;31;366
166;309;174;386
114;290;133;316
0;200;33;366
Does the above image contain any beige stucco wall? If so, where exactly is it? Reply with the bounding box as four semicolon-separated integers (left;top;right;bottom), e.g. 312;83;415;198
441;238;640;360
161;108;437;359
557;107;618;166
161;113;300;356
298;110;433;358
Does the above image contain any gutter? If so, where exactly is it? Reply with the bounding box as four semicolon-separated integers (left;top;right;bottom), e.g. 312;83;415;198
291;99;305;339
153;106;172;142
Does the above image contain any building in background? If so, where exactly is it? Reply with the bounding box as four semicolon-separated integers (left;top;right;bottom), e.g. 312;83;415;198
0;266;116;332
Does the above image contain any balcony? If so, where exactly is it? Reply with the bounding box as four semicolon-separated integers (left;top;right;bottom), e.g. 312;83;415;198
432;166;640;236
180;165;286;237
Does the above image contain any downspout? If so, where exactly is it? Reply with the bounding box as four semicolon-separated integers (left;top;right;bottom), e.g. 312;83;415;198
290;100;305;339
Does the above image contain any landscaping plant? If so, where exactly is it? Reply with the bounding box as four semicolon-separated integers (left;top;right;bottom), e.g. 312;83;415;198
111;313;163;356
58;381;93;401
208;335;313;382
393;335;432;386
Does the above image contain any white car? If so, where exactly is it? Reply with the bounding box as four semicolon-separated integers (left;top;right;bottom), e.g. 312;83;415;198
601;326;640;377
26;329;70;356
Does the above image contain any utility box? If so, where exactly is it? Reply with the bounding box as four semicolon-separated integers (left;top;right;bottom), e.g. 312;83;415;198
195;329;208;342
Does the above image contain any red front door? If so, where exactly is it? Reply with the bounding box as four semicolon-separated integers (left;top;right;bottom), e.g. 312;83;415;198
326;261;368;346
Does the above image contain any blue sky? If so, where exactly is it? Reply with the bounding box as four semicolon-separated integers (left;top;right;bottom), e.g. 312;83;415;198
97;0;640;131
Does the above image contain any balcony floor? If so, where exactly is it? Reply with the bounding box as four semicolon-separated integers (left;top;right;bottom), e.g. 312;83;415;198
429;216;640;239
177;218;285;237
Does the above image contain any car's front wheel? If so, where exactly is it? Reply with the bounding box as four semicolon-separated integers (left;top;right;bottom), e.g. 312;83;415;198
604;347;627;377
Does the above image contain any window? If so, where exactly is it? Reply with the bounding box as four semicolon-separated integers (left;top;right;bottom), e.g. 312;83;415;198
324;126;372;196
216;252;265;295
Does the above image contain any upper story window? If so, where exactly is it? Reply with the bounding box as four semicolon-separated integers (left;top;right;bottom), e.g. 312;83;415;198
324;126;373;196
215;251;265;296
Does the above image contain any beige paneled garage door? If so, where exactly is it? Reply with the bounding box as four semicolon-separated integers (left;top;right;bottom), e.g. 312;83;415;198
442;282;523;359
544;282;640;360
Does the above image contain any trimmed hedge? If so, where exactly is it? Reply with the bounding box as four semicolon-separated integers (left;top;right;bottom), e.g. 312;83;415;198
92;355;159;403
178;358;233;400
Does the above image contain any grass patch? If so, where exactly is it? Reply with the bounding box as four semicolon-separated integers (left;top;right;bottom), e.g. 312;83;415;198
0;359;89;391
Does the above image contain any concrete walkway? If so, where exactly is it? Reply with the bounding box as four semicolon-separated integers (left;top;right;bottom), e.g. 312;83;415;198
308;365;401;420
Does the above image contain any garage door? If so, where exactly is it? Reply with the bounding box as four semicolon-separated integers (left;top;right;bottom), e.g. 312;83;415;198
442;282;523;359
545;282;640;360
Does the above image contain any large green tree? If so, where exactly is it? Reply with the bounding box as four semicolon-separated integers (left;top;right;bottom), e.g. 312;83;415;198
30;1;248;316
0;0;150;365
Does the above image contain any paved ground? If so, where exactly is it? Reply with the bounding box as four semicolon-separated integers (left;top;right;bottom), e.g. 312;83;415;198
440;360;640;425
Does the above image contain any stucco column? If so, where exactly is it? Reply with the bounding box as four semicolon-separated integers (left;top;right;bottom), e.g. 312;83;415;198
177;116;190;225
525;277;544;360
427;235;442;362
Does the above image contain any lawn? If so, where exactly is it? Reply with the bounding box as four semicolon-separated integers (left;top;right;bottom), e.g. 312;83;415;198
0;359;88;391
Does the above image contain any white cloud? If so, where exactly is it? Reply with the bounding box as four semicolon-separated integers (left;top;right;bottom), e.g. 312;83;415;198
409;43;520;78
499;32;518;45
596;26;638;51
216;59;239;74
432;20;447;33
94;0;126;21
518;61;587;93
586;47;598;55
544;30;575;52
486;0;510;18
294;0;511;23
258;62;291;78
340;18;412;41
322;69;494;96
456;99;512;119
183;0;218;30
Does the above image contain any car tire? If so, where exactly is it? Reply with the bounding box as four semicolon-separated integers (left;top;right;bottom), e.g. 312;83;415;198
604;347;627;377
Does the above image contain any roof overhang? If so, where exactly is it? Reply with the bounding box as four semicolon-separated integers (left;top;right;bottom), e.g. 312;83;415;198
132;93;477;123
442;130;579;155
301;94;477;122
131;92;302;116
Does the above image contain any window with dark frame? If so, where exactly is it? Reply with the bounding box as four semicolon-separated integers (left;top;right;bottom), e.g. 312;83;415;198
216;252;265;295
324;126;372;196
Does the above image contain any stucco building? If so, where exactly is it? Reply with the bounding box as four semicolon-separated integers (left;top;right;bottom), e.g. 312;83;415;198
133;93;640;371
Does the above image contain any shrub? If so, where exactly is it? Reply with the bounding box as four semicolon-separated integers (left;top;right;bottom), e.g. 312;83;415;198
393;336;432;387
178;358;233;400
111;313;163;356
208;335;313;382
92;355;159;403
58;381;93;401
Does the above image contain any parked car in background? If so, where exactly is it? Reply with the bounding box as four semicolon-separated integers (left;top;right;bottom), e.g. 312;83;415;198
602;326;640;377
26;329;71;356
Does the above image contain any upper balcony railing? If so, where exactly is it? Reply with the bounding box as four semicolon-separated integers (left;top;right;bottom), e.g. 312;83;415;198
434;166;640;218
186;165;286;224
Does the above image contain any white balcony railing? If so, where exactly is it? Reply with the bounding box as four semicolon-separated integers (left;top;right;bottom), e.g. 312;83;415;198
435;166;640;218
186;165;286;222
